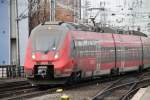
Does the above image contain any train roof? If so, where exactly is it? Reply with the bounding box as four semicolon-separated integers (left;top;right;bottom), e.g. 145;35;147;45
30;21;147;38
30;21;93;35
71;30;143;41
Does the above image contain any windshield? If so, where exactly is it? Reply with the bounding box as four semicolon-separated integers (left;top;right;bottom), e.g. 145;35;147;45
30;25;68;53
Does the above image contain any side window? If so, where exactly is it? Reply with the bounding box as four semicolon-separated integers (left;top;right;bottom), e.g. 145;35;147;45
71;40;76;57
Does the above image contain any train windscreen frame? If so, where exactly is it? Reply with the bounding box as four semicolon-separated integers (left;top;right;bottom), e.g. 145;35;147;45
30;25;68;53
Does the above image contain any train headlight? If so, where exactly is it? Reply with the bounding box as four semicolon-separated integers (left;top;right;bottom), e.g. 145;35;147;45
32;54;36;59
54;53;59;59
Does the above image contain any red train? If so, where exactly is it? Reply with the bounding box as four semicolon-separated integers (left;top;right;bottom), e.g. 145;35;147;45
24;22;150;85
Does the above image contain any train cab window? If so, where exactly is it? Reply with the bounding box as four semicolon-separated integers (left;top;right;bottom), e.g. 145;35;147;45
30;25;68;53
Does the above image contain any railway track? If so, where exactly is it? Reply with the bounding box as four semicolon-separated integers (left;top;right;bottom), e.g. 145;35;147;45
0;75;123;100
1;70;150;100
92;71;150;100
0;80;35;100
14;72;150;100
2;87;59;100
0;80;29;89
0;80;56;100
0;80;64;100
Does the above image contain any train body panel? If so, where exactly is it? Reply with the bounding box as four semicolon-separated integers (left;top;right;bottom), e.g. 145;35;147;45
24;22;150;85
72;31;115;76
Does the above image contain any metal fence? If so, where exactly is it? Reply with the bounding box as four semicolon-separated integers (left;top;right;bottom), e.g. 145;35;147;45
0;65;25;78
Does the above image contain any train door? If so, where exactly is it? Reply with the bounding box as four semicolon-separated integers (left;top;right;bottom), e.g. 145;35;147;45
73;39;82;68
119;36;125;72
86;40;97;77
113;34;125;72
95;41;101;75
74;39;89;77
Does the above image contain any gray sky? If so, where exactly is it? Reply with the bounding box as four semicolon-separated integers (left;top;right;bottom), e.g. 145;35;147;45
83;0;150;35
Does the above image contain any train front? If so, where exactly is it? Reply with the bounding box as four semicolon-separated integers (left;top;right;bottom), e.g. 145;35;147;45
24;23;73;85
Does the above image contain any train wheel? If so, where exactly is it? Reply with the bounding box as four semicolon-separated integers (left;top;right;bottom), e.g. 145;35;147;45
111;68;119;76
67;71;82;84
138;65;143;73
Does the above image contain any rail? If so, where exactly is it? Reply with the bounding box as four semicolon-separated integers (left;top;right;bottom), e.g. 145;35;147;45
92;71;150;100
